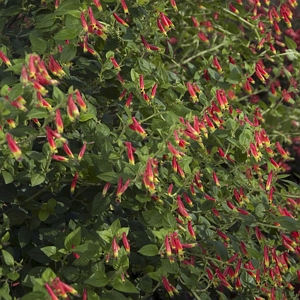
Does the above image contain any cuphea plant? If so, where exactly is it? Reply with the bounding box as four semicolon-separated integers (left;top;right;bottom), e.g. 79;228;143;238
0;0;299;299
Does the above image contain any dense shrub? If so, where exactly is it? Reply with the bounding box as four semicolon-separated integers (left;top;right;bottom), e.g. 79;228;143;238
0;0;300;299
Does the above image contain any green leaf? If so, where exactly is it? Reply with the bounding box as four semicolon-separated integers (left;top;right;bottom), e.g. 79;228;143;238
239;128;252;148
85;272;109;287
53;28;78;40
162;212;177;229
21;292;47;300
41;246;57;258
79;113;96;122
0;282;12;300
42;268;57;282
142;210;163;227
39;211;49;222
112;278;139;294
27;107;49;119
138;244;158;256
31;173;45;187
274;216;299;231
2;171;14;184
92;193;111;216
2;250;14;266
64;227;81;250
29;32;48;54
285;36;297;51
97;172;117;183
60;44;77;63
214;241;228;261
18;226;32;248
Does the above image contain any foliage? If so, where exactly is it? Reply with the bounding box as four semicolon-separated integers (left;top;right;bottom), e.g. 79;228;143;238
0;0;300;299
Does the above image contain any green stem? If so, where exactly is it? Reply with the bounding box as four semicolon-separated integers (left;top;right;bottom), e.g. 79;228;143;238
181;41;227;65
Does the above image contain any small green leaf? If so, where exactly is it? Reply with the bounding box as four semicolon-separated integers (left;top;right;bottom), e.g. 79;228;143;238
21;292;47;300
29;32;48;54
27;107;49;119
138;244;158;256
39;211;49;222
53;28;78;40
285;36;297;51
31;174;45;187
2;250;14;266
274;216;299;231
85;272;109;287
2;171;14;184
60;44;77;63
79;113;96;122
64;227;81;250
41;246;57;258
112;278;139;294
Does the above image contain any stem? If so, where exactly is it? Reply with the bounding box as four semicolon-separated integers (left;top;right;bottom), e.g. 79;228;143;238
181;41;227;65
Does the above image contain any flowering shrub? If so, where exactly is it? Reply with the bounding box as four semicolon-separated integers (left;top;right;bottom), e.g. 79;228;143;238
0;0;300;299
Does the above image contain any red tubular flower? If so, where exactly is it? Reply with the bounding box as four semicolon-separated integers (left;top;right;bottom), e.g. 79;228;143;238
67;94;80;122
167;184;173;196
141;35;150;51
70;172;78;195
117;72;125;84
110;57;121;71
55;0;60;9
125;92;133;107
187;220;196;239
212;56;222;73
83;288;87;300
212;171;220;187
275;142;289;159
52;154;69;162
167;142;184;158
273;20;281;35
124;141;135;165
46;126;57;153
92;0;102;11
183;192;193;207
75;90;87;112
7;119;16;129
80;12;88;32
116;177;130;202
0;50;11;67
121;0;129;13
48;55;65;78
32;81;48;95
176;195;191;219
198;31;209;43
119;89;127;100
162;276;178;298
129;117;147;138
151;83;157;99
229;3;239;14
37;92;52;110
113;13;129;27
102;182;111;197
216;229;229;242
6;133;22;161
78;142;87;162
157;19;167;36
112;237;120;258
169;0;178;11
265;171;273;191
122;232;130;253
55;109;64;133
186;82;197;102
63;143;74;158
45;283;58;300
139;74;145;94
264;245;270;267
